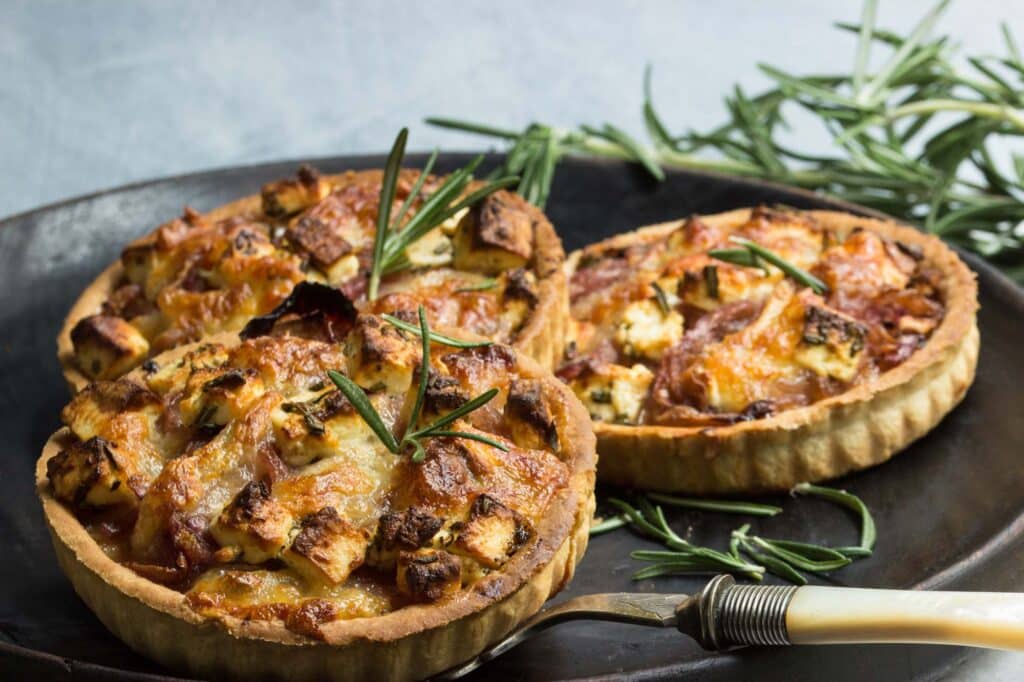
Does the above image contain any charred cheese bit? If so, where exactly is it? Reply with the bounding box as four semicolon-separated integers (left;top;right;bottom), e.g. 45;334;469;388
366;507;445;570
210;480;292;563
794;304;867;382
405;226;454;268
452;192;533;275
144;343;230;395
451;494;531;569
282;507;370;586
344;315;418;393
270;390;386;467
396;548;462;602
504;379;559;452
261;165;331;218
60;379;161;441
71;314;150;380
613;298;683;361
177;367;263;429
572;363;653;424
498;268;539;337
46;437;141;508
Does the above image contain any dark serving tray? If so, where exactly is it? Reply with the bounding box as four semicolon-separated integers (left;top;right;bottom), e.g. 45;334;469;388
1;155;1022;681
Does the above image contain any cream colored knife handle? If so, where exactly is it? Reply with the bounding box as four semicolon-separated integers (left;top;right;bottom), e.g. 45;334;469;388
686;574;1024;651
787;585;1024;650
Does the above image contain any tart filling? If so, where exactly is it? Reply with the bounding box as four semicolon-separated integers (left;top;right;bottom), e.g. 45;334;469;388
45;305;586;641
562;207;948;427
63;166;564;385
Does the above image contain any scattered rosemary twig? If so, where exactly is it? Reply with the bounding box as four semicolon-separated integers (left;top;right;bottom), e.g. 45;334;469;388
598;483;875;585
367;129;519;300
710;236;830;294
429;1;1024;282
328;306;508;462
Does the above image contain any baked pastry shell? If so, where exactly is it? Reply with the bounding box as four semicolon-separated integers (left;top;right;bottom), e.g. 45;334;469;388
566;209;979;494
38;332;596;681
57;171;570;393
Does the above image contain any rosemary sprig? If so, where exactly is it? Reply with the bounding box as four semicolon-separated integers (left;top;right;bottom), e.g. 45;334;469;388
599;484;875;585
366;129;519;300
381;313;492;348
609;497;765;580
327;306;507;462
710;236;830;294
429;1;1024;282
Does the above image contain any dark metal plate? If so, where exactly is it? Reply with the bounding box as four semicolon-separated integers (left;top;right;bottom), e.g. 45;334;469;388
1;155;1022;681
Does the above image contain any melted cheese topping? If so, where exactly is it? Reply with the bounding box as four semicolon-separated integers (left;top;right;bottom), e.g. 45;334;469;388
50;316;571;639
563;207;945;426
71;170;546;381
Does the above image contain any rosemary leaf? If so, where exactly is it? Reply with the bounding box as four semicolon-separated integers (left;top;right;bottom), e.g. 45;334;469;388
426;430;510;452
589;515;628;536
707;247;766;272
369;129;408;300
650;281;671;316
327;370;400;453
454;278;498;293
729;236;829;294
382;313;492;348
647;492;782;517
792;482;877;553
409;388;500;438
405;306;431;435
392;149;438;230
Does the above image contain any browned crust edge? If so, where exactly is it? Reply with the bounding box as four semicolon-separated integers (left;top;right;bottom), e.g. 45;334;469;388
37;331;596;682
57;172;568;393
566;208;980;494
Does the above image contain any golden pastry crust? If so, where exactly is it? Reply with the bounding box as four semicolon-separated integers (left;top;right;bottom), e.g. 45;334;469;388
39;323;596;681
564;208;978;493
58;169;568;392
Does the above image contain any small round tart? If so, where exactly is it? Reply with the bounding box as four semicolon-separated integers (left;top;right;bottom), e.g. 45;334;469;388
38;311;595;681
58;166;568;392
561;207;978;493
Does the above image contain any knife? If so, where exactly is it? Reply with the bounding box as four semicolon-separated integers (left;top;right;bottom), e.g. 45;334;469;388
439;574;1024;678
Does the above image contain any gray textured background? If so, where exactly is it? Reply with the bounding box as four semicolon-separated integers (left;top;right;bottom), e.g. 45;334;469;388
1;1;1022;679
1;0;1022;218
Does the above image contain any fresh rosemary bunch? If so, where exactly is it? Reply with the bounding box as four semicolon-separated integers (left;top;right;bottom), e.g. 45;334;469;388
428;0;1024;282
366;128;519;299
328;306;508;462
596;483;876;585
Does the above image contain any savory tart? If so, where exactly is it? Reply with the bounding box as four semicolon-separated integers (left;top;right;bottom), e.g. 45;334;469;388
562;207;978;493
58;163;568;392
38;301;595;681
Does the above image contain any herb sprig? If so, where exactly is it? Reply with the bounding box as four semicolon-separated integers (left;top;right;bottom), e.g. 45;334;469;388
429;1;1024;282
327;306;508;462
597;483;876;585
709;236;830;294
366;129;519;300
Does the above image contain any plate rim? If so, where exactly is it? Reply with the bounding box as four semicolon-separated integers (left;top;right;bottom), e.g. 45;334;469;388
5;152;1022;682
